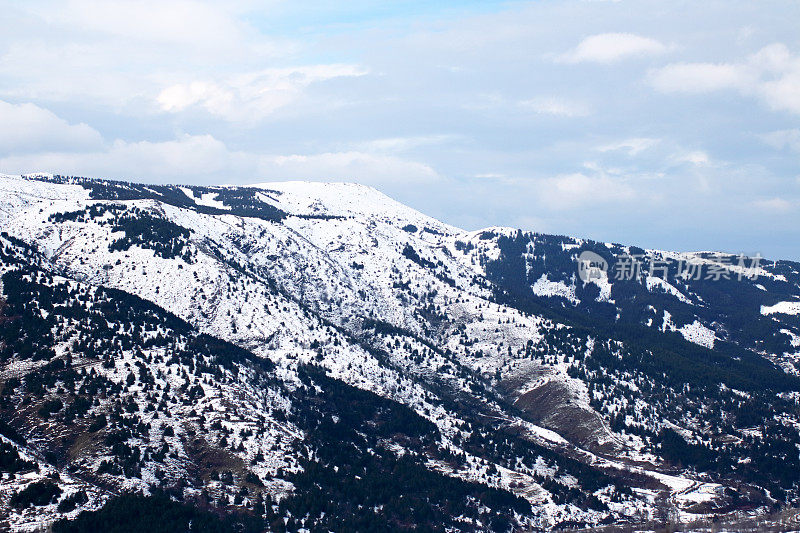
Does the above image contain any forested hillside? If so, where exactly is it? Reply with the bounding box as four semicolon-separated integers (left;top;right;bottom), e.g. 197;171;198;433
0;173;797;531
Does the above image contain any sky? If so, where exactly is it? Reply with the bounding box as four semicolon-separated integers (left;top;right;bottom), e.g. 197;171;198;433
1;1;799;259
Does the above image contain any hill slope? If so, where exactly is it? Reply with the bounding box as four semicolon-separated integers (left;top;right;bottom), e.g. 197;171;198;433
0;174;798;531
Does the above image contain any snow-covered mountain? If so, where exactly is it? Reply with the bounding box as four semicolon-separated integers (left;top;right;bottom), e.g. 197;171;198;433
0;173;798;531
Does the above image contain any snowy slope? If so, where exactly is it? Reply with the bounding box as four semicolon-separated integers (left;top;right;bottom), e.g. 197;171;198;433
0;174;797;530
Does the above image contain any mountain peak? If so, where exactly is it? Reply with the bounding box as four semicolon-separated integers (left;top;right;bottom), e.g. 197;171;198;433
252;179;459;232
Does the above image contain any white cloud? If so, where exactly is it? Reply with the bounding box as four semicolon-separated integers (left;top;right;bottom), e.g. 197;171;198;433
352;135;460;153
538;172;635;208
757;44;800;113
156;65;368;122
676;150;711;166
0;100;103;154
0;130;439;186
0;41;151;105
263;151;439;184
761;129;800;152
0;2;293;107
0;98;437;184
752;197;793;212
520;97;591;117
0;134;244;181
597;137;660;155
560;33;667;64
649;43;800;114
31;0;266;53
649;63;750;93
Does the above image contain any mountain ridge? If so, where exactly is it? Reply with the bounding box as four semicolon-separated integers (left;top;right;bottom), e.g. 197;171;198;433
0;173;798;531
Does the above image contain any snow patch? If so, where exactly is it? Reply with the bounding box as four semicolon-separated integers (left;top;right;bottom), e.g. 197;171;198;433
761;301;800;316
646;275;690;303
179;187;230;210
661;311;715;348
531;274;577;303
678;320;716;349
587;270;613;302
782;328;800;348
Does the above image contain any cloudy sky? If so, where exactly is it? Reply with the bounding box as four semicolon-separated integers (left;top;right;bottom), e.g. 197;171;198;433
1;1;799;259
